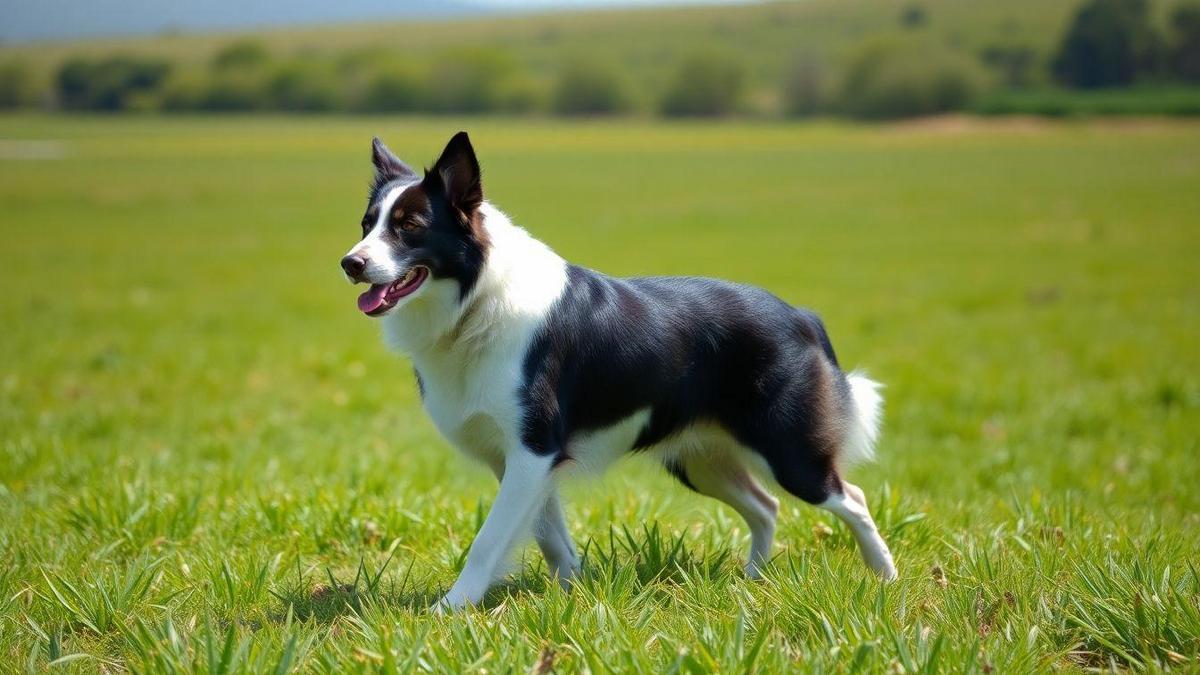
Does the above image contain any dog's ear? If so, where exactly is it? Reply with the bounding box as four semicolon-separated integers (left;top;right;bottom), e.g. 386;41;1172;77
371;137;417;182
425;131;482;220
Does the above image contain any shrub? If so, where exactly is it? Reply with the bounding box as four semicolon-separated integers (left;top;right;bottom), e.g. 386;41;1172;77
780;51;828;117
424;48;520;113
199;72;267;111
159;70;208;111
1169;3;1200;82
979;44;1039;88
899;4;928;29
267;59;341;111
211;40;270;71
837;38;988;119
552;60;628;115
493;73;545;114
56;55;171;111
1051;0;1162;88
659;52;744;117
0;60;34;109
357;63;426;113
56;59;92;109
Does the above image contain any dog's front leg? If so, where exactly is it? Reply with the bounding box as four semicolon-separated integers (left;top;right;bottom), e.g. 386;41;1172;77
482;459;580;589
435;449;557;611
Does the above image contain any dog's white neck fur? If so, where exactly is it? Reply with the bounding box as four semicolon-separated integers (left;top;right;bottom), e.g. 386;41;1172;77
380;202;568;360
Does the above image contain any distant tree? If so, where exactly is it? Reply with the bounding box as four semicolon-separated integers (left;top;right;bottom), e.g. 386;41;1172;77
358;63;426;112
267;59;340;111
493;73;544;114
1169;3;1200;82
159;70;206;111
552;60;628;115
659;52;744;117
56;56;170;110
199;72;265;111
980;44;1038;88
780;51;827;117
0;60;33;108
1051;0;1161;88
424;48;519;113
211;40;269;71
900;4;928;29
838;38;987;119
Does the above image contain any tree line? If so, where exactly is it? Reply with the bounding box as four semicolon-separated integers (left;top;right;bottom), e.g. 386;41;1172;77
1;0;1198;119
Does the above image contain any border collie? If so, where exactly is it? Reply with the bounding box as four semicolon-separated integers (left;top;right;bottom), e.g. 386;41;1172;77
341;132;897;610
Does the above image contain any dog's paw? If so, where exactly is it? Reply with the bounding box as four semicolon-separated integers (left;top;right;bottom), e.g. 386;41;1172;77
870;555;898;582
430;590;472;614
430;596;456;614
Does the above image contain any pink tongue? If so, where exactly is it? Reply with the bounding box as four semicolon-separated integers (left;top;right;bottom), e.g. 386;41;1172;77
357;284;389;313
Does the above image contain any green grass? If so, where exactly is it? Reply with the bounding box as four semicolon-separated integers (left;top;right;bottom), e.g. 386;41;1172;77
976;86;1200;117
1;114;1199;672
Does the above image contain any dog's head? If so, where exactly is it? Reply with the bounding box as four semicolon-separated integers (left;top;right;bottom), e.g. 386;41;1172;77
341;132;489;317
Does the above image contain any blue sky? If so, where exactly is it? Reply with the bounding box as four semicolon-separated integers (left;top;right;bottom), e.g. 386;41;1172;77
476;0;747;5
0;0;752;43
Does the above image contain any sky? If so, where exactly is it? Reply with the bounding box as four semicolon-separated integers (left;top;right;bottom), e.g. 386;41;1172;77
0;0;751;44
477;0;744;5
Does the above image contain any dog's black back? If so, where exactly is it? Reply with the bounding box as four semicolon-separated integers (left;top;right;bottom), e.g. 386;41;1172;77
521;264;856;504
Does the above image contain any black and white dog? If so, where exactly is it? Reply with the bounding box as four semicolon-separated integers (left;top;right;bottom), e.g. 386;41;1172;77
341;132;897;610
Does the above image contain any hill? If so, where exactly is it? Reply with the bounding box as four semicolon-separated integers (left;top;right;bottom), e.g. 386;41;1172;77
0;0;1083;107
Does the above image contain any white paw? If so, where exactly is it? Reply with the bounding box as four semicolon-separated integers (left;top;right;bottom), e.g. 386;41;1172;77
431;590;472;614
870;556;898;582
548;561;581;590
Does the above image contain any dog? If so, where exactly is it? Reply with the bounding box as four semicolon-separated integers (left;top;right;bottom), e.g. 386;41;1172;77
341;132;897;610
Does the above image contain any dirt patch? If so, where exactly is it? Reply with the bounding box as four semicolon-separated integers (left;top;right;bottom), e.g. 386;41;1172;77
881;113;1198;136
883;114;1054;135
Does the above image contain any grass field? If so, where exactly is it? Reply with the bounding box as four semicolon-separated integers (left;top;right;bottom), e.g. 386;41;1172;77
1;114;1198;672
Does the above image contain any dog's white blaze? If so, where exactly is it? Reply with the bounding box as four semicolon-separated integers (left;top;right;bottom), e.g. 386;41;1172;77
344;183;415;285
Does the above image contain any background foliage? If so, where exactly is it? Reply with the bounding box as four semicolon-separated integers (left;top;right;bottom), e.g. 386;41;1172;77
3;0;1200;118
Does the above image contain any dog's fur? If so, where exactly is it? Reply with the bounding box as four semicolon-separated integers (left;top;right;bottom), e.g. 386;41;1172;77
341;133;897;610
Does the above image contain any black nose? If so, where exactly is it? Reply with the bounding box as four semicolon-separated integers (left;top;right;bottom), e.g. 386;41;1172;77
341;254;366;280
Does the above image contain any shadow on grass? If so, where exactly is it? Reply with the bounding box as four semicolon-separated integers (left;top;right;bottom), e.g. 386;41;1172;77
264;522;739;623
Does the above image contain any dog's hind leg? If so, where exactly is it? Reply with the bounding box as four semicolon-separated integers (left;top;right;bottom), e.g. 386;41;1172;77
818;481;897;580
674;455;779;579
533;491;580;588
764;451;898;581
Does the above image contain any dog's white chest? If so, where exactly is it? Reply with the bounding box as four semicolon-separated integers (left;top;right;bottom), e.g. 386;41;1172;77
415;350;524;462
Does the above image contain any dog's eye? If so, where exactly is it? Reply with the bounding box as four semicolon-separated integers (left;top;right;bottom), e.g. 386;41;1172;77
398;220;423;233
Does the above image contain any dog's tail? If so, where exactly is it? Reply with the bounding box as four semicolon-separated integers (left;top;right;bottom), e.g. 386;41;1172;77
839;370;884;467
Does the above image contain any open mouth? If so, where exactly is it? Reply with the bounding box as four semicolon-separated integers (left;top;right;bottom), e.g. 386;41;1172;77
357;266;429;316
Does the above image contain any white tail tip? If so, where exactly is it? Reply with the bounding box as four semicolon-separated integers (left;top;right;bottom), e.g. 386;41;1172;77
841;371;883;467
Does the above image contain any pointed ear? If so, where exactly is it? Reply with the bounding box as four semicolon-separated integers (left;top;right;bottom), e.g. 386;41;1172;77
426;131;482;218
371;137;417;182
